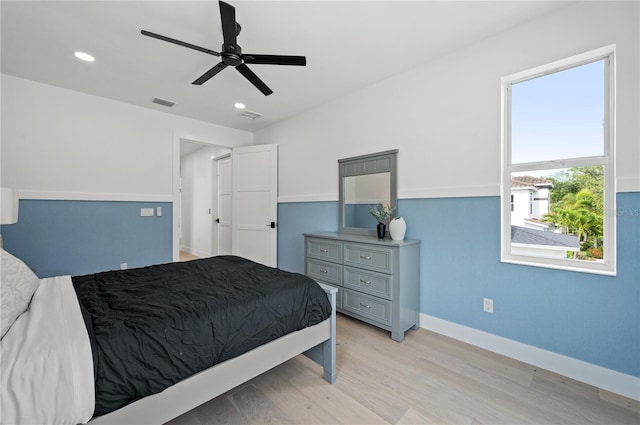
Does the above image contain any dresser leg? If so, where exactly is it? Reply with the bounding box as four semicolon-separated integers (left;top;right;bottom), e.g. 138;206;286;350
411;313;420;330
391;330;405;342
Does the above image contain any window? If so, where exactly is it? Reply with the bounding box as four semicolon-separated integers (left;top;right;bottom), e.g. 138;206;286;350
501;46;616;275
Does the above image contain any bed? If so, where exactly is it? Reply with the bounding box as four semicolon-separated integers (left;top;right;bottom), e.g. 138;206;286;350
0;249;337;425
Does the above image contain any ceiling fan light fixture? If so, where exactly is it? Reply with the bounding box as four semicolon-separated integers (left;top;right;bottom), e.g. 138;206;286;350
234;102;246;109
74;51;95;62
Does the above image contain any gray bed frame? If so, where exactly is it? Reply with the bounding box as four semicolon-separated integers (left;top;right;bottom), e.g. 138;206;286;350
90;284;337;425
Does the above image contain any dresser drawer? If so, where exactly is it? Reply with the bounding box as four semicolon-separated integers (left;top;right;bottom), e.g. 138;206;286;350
343;289;391;326
306;238;343;262
344;243;392;273
306;259;343;286
343;266;391;300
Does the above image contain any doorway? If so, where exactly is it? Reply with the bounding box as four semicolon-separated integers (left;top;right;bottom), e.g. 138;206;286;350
173;137;279;266
179;140;231;259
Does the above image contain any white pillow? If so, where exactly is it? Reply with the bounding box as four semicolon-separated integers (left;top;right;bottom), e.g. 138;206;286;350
1;249;40;339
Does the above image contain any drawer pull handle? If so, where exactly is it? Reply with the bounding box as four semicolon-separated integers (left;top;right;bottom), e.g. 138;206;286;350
319;269;328;273
319;248;329;253
360;279;371;285
359;303;371;309
360;255;371;260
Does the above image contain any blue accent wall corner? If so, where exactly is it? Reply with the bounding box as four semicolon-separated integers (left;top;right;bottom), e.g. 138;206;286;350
276;193;640;378
277;201;338;274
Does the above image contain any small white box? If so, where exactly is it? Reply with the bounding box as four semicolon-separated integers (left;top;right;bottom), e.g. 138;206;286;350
140;208;154;217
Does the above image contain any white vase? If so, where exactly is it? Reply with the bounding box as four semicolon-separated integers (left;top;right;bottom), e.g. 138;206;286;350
389;216;406;241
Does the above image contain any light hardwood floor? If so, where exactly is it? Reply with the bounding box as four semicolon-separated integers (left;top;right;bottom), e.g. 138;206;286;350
167;314;639;425
179;251;199;262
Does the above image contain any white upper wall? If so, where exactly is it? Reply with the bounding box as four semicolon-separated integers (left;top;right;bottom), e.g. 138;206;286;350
255;1;639;202
1;75;252;197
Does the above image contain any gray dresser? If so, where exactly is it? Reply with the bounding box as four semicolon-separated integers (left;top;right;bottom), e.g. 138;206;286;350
303;232;420;342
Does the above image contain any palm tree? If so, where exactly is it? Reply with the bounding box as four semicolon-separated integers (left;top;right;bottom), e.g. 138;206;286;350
542;187;604;257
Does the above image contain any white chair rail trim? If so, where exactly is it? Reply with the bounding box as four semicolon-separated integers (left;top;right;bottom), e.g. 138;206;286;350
16;190;173;203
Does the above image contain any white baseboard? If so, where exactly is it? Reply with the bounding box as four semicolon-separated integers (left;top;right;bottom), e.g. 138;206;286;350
179;246;210;258
420;313;640;401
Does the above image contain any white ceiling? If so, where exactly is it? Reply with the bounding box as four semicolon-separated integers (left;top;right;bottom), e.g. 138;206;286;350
1;1;570;133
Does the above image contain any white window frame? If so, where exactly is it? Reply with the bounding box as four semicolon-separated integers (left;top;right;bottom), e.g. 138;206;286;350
500;45;616;275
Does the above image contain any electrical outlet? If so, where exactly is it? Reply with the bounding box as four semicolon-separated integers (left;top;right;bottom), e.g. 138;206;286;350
483;297;494;313
120;263;128;270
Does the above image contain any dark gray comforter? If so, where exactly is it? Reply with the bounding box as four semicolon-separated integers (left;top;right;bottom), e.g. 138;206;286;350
72;255;331;416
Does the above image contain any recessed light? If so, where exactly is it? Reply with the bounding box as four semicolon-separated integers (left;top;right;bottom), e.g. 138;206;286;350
74;51;95;62
234;102;246;109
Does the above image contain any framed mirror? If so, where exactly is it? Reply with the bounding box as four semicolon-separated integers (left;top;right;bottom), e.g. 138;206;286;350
338;149;398;236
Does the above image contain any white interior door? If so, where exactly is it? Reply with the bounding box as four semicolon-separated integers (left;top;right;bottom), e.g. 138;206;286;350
216;156;232;256
232;144;278;267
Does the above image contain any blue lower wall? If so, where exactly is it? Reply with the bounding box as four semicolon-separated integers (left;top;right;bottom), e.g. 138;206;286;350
2;195;637;378
277;193;640;378
277;201;338;273
1;199;172;277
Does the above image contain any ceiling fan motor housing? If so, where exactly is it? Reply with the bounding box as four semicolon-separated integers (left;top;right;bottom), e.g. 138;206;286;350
222;43;243;66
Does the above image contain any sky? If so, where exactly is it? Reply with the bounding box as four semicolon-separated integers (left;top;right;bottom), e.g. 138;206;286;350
510;59;605;165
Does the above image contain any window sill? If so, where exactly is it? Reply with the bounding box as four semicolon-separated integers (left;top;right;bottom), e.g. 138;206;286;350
500;255;616;276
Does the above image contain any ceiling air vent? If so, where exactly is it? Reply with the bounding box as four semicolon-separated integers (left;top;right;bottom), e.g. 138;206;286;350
152;97;176;108
238;109;263;120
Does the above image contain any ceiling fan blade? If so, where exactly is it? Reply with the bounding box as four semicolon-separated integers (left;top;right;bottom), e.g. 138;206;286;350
236;64;273;96
192;62;229;85
242;54;306;66
141;30;220;57
219;1;237;46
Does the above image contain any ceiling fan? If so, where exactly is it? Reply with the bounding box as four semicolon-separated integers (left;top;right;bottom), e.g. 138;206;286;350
141;0;306;96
